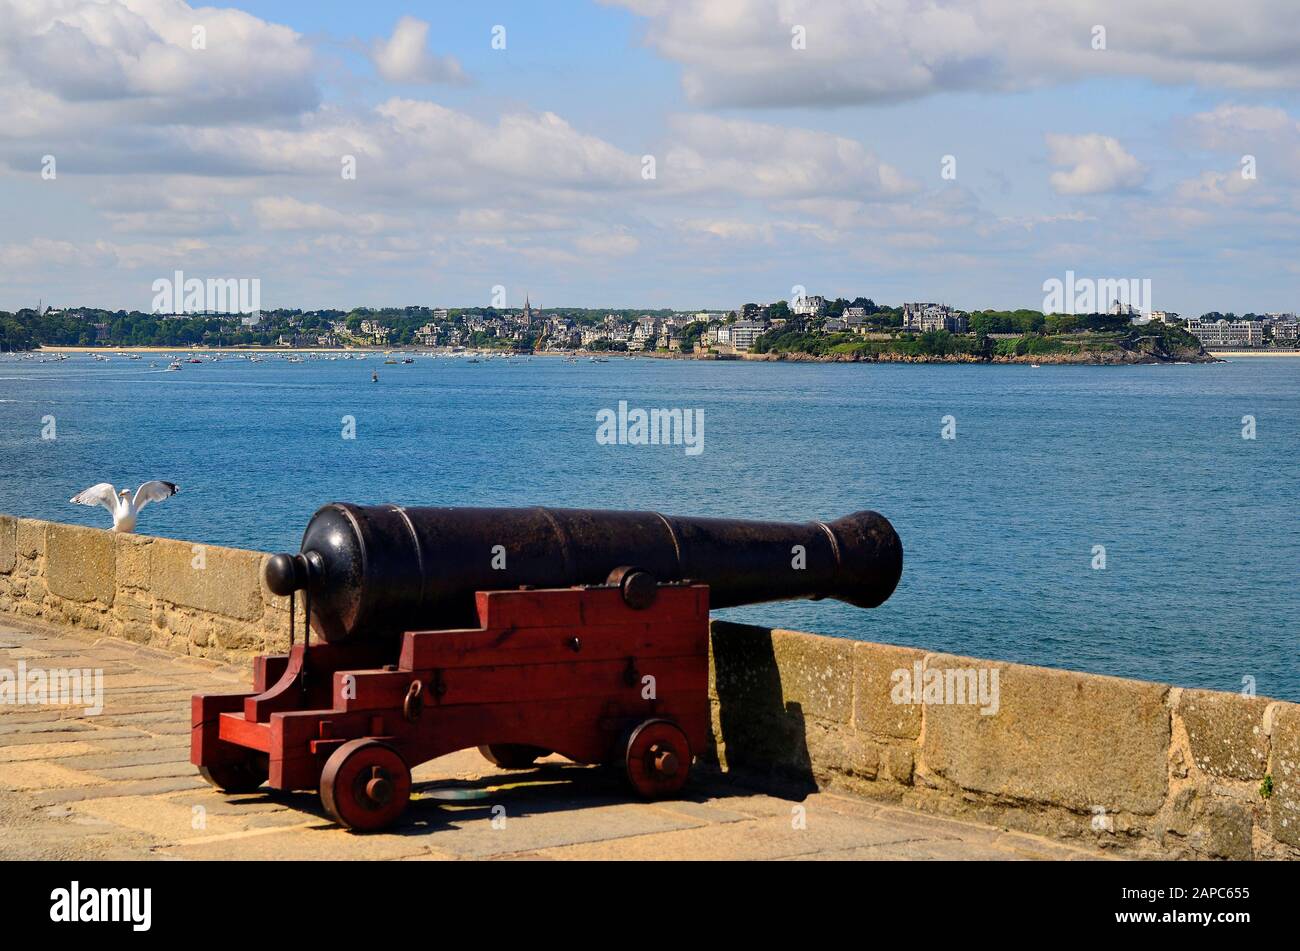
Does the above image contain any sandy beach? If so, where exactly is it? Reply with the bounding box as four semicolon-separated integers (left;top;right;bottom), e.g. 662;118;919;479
31;344;660;359
37;345;397;354
1209;350;1300;357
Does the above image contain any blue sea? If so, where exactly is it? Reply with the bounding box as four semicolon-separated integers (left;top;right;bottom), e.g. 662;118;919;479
1;352;1296;699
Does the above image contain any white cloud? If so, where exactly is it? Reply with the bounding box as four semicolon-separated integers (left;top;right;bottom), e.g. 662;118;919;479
98;237;211;270
455;209;574;232
675;218;777;244
1173;170;1258;206
605;0;1300;106
575;230;640;255
89;179;250;233
370;16;466;85
252;196;403;234
884;232;942;249
992;211;1096;232
0;238;85;273
374;100;639;192
1046;134;1147;195
0;0;318;123
1189;104;1297;145
1183;104;1300;189
662;114;916;200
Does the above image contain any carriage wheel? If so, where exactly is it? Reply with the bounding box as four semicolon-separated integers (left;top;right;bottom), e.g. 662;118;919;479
478;744;551;769
198;753;269;793
320;739;411;832
623;719;692;799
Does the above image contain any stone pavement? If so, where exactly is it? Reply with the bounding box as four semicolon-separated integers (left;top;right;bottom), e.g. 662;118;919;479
0;616;1111;861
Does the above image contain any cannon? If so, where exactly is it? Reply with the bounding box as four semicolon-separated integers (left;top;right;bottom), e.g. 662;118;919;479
192;504;902;831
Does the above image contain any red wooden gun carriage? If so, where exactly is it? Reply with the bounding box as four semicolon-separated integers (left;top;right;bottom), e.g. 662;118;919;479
192;505;902;831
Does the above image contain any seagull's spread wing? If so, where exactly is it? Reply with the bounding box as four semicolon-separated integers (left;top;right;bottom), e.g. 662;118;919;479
70;483;118;512
132;481;179;511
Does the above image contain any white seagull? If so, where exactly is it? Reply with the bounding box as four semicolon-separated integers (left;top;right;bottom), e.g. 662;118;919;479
70;481;180;533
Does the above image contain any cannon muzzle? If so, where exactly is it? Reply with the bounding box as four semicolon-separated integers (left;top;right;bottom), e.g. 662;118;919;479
266;504;903;643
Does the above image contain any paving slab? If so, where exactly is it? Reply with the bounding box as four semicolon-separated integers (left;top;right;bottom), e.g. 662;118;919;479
0;615;1115;861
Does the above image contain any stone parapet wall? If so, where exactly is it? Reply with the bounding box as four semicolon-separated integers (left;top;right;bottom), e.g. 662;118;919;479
709;622;1300;860
2;516;1296;859
0;516;287;661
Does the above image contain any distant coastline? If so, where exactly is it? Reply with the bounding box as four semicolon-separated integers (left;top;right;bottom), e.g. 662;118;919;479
29;343;1245;365
11;303;1293;365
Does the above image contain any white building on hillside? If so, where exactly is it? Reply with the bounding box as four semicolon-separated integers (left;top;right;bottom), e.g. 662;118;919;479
902;302;967;333
729;320;768;352
1186;318;1263;348
791;295;826;317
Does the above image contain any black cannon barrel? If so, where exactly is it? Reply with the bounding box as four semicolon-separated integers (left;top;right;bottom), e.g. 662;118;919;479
265;504;903;643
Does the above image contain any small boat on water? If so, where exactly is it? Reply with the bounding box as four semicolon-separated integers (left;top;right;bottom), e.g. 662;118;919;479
371;371;379;383
187;357;203;364
166;361;181;372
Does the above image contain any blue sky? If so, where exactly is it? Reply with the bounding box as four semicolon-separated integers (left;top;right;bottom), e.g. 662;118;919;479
3;0;1300;313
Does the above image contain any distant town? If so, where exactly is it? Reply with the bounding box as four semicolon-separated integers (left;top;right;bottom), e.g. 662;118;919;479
3;294;1298;362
